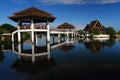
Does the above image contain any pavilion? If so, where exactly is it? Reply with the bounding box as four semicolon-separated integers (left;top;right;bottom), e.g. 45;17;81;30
8;7;56;43
57;22;76;38
84;20;106;33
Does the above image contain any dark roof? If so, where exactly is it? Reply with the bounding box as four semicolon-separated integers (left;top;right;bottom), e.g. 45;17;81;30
8;7;56;22
84;20;106;31
57;22;75;29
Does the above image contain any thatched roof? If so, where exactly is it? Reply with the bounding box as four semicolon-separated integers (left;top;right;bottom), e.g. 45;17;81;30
57;22;75;29
84;20;106;31
8;7;56;22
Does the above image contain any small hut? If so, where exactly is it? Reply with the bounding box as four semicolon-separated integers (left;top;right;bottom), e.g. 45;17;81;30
57;22;75;30
57;22;76;38
84;20;106;32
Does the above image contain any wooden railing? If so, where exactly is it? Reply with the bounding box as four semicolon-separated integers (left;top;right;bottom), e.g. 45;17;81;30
19;25;47;29
20;25;31;29
34;25;47;29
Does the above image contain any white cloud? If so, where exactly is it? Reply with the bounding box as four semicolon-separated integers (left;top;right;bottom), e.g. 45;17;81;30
36;0;120;5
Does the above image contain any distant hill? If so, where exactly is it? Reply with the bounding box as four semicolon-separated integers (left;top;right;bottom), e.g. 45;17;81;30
0;23;17;34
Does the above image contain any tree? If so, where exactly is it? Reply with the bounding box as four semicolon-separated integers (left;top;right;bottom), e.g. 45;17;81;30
104;27;116;37
78;30;84;35
89;28;101;35
0;23;17;33
117;30;120;35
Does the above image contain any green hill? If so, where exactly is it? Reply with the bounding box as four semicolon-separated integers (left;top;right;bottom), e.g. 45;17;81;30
0;23;17;34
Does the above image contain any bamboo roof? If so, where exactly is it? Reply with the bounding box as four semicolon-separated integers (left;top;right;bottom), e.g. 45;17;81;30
84;20;106;31
8;7;56;22
57;22;75;29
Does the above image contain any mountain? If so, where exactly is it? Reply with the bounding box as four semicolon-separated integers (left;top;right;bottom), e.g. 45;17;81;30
0;23;17;34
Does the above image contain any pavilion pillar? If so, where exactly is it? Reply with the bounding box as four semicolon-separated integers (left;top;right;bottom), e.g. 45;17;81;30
47;42;50;60
18;21;21;43
12;33;14;42
67;30;69;38
31;20;34;43
72;32;74;38
58;34;60;39
18;43;21;59
35;34;38;46
32;43;35;63
46;21;50;43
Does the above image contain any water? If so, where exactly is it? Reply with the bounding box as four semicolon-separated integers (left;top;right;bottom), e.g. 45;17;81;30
0;38;120;80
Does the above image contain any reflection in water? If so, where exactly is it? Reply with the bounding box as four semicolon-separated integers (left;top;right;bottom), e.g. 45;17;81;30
11;42;56;74
0;41;12;63
11;58;56;74
0;38;120;80
12;42;51;63
82;38;115;54
10;38;77;74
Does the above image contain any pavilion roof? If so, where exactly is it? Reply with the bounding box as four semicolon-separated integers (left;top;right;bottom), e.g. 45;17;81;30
84;20;106;31
8;7;56;22
57;22;75;29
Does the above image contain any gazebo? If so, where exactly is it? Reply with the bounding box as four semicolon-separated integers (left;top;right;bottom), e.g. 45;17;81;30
57;22;75;30
8;7;56;43
57;22;76;38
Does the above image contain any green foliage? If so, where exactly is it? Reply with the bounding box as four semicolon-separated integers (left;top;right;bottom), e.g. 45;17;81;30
117;30;120;34
22;32;31;40
104;27;116;37
0;23;17;33
89;28;101;35
78;30;84;35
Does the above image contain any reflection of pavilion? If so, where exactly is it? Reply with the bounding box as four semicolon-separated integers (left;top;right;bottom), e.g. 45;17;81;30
12;42;50;63
10;38;77;74
83;38;108;54
11;57;56;74
12;38;77;62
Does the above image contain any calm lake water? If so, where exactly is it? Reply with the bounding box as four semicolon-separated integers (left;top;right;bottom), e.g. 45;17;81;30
0;37;120;80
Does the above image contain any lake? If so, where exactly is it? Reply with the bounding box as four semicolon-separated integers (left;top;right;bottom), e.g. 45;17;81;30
0;37;120;80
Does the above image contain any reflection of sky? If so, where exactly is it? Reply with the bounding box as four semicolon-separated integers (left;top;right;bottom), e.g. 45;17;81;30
0;39;120;80
22;43;32;50
36;37;47;46
51;39;120;65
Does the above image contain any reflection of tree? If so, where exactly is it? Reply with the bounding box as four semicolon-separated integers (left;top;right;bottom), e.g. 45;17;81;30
2;41;12;50
59;43;75;52
11;58;56;74
84;40;105;54
0;52;5;63
0;40;12;63
105;38;115;47
82;38;115;54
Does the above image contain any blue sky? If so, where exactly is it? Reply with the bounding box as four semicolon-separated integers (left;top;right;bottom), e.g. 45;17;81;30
0;0;120;31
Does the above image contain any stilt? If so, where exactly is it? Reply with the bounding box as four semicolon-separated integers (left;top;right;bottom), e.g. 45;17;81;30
12;33;14;42
18;43;21;59
47;42;50;60
58;34;60;39
31;20;34;43
18;31;21;43
47;21;50;43
32;43;35;63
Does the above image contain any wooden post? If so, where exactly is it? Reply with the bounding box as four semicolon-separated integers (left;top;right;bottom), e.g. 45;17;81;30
32;43;35;63
17;21;21;43
46;21;50;43
18;43;21;59
47;42;50;59
31;20;34;43
58;34;60;39
12;33;14;42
